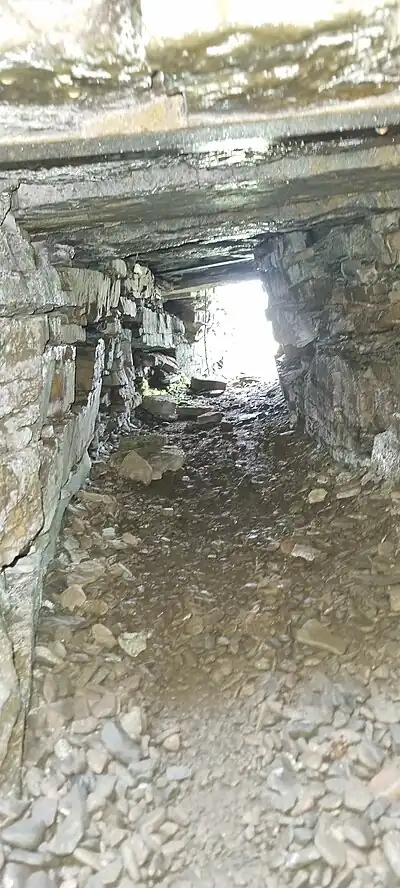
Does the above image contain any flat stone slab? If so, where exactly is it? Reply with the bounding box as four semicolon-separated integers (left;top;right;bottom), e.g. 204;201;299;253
142;395;177;419
190;377;227;394
177;405;211;419
296;619;348;655
195;411;223;427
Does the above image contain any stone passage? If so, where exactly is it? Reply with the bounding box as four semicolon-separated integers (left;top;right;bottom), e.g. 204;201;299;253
0;210;189;788
7;381;400;888
256;216;400;467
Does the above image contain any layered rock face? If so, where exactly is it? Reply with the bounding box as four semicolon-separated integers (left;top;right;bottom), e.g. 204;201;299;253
256;216;400;465
0;210;187;788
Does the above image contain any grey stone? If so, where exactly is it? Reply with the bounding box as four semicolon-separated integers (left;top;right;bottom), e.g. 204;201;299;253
130;832;150;866
87;775;116;813
343;778;373;812
2;863;31;887
371;422;400;482
100;720;141;765
370;762;400;799
288;719;318;740
7;849;52;866
315;820;347;868
25;875;55;888
287;848;321;869
142;395;177;419
370;695;400;724
1;816;46;851
118;631;149;658
391;725;400;754
48;784;86;856
383;830;400;878
296;620;347;655
357;740;385;771
389;586;400;612
190;377;227;393
342;816;373;849
177;404;210;419
292;874;309;888
166;765;192;782
120;706;144;741
30;797;58;827
195;411;223;427
148;445;185;480
0;608;20;776
118;449;153;485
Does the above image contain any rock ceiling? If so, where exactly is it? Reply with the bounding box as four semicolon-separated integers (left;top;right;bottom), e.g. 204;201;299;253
2;0;400;293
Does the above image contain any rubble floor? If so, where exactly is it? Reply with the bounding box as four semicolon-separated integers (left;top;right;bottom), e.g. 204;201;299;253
8;381;400;887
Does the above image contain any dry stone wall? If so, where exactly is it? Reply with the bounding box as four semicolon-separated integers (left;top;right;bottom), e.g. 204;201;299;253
0;209;188;789
256;215;400;466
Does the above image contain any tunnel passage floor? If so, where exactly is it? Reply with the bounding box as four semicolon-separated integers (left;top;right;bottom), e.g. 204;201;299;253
12;381;400;888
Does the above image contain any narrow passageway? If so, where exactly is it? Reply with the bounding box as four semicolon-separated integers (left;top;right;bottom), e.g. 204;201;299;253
12;378;400;888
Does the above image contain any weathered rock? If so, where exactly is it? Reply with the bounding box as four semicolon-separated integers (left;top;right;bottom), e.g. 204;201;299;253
389;585;400;612
343;778;373;812
371;418;400;482
1;817;46;851
163;733;181;752
0;606;20;776
118;450;153;485
384;831;400;879
314;819;346;869
177;404;210;419
48;784;86;856
25;874;55;888
290;544;320;562
118;631;149;658
166;765;192;782
195;411;223;427
308;488;328;504
149;445;185;480
91;624;116;648
59;584;87;611
120;707;144;741
370;762;400;799
142;395;177;419
296;619;348;655
100;721;140;765
118;434;184;484
370;696;400;724
2;863;32;887
190;377;227;394
343;816;373;849
86;775;116;813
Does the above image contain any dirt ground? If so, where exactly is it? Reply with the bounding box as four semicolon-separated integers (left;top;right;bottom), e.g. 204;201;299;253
5;381;400;887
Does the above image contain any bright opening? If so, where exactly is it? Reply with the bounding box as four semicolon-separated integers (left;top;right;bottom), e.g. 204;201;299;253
191;279;279;382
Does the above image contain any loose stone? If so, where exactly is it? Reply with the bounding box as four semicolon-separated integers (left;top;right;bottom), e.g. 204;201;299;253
296;620;348;655
1;817;46;852
383;830;400;878
342;816;373;849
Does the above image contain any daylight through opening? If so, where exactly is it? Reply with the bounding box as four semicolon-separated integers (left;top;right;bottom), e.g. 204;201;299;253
191;279;279;383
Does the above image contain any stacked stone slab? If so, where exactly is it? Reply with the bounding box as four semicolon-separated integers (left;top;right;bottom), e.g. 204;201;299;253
256;216;400;465
0;212;189;789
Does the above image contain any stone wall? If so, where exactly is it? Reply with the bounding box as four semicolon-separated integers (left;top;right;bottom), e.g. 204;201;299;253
255;215;400;464
0;210;188;789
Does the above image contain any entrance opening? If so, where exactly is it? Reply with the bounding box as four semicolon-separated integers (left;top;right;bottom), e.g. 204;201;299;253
191;278;279;382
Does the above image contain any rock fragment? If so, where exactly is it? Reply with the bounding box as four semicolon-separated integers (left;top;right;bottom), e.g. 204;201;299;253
296;619;348;655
